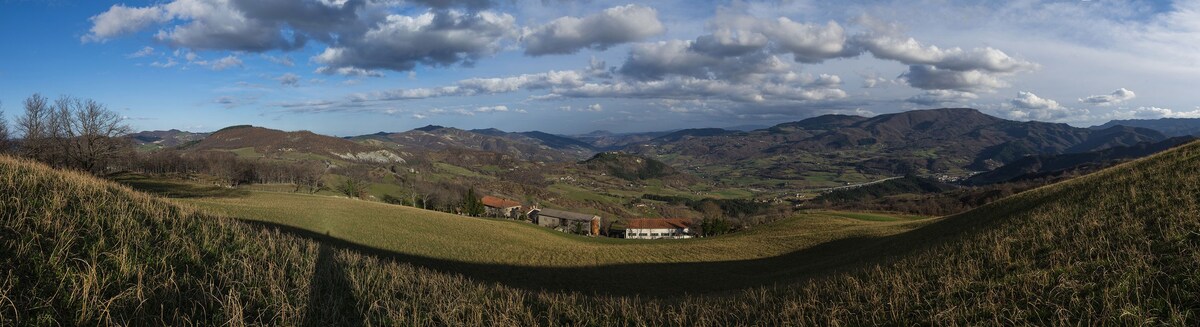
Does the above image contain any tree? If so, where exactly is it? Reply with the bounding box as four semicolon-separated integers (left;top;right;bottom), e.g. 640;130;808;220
0;101;9;153
335;166;370;199
337;178;367;199
15;93;53;162
14;94;131;174
462;188;484;216
63;97;133;173
293;161;326;193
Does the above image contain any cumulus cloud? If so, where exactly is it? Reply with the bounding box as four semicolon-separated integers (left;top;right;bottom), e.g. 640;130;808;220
1118;106;1200;119
1079;88;1136;106
276;73;301;87
83;4;168;42
315;67;384;77
150;58;179;68
906;90;978;106
899;65;1008;92
263;54;294;67
86;1;516;73
313;10;516;73
359;70;585;100
127;46;157;58
522;5;664;56
208;55;244;71
1001;91;1088;121
474;105;509;113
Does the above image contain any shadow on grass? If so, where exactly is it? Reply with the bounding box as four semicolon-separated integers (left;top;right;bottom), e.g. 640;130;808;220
302;244;365;327
113;173;249;198
235;205;1010;298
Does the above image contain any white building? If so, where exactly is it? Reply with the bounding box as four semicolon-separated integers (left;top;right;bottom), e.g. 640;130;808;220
626;218;694;239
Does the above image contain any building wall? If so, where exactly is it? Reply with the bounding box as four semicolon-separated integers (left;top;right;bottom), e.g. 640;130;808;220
626;227;691;239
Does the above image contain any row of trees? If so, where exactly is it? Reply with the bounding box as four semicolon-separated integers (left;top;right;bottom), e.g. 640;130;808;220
131;150;326;192
2;94;133;174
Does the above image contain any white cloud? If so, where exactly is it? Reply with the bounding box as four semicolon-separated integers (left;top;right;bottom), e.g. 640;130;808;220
899;65;1008;92
1119;106;1200;119
276;73;301;87
586;103;603;112
1079;88;1136;106
127;46;157;58
313;10;516;72
474;105;509;113
1011;91;1060;110
522;4;664;56
1001;91;1088;121
150;58;178;68
208;55;243;71
263;55;295;67
83;5;168;42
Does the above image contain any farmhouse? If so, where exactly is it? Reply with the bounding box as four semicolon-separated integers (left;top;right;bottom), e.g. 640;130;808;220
626;218;694;239
481;195;522;219
529;208;600;236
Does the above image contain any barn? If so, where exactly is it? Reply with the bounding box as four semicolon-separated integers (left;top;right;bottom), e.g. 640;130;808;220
481;195;522;219
626;218;694;239
528;208;600;236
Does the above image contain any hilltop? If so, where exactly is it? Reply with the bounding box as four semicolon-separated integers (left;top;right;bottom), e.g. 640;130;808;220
579;152;684;181
127;129;210;150
189;125;405;163
352;125;592;162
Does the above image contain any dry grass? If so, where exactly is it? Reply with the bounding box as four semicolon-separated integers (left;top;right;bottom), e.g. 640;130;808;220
3;139;1200;325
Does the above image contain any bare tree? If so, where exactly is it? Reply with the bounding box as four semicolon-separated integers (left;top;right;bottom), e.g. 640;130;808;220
15;93;53;162
15;94;132;174
65;98;133;173
0;101;9;153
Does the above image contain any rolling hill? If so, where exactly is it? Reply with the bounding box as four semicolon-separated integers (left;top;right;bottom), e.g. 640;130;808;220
4;136;1200;324
353;125;593;162
127;129;210;150
188;125;405;163
965;135;1197;185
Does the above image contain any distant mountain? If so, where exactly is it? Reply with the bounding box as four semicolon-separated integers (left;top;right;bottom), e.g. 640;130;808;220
190;125;405;163
723;124;771;132
965;136;1197;185
569;130;674;150
352;126;593;162
622;108;1169;182
650;128;739;143
127;129;209;149
1093;118;1200;137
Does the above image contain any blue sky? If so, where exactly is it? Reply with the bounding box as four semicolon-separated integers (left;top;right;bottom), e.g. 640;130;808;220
1;0;1197;136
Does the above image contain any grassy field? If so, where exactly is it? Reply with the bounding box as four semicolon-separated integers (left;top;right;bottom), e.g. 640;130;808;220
4;139;1200;325
184;191;924;267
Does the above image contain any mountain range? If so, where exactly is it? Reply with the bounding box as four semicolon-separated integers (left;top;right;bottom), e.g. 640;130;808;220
136;108;1192;189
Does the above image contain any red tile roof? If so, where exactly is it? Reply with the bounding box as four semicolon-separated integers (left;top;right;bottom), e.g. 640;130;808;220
481;196;521;208
627;218;693;229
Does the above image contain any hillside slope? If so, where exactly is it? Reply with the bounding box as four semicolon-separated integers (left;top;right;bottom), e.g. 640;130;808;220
355;126;592;162
191;125;405;163
4;138;1200;325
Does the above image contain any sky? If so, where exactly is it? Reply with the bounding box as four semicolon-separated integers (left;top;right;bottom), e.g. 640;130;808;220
1;0;1198;136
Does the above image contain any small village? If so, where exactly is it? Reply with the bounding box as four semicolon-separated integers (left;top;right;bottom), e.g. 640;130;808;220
479;195;694;239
